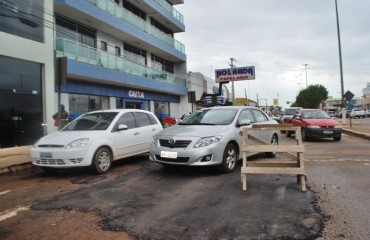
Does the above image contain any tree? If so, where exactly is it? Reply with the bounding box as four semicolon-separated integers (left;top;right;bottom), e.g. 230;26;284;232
292;84;328;108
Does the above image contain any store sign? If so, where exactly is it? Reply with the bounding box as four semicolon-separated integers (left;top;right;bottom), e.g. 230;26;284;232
215;66;255;83
129;90;145;98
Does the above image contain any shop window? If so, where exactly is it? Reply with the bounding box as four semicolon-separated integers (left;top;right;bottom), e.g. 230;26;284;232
69;94;110;116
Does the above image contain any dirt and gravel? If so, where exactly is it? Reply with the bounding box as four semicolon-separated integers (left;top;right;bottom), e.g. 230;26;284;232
1;157;325;240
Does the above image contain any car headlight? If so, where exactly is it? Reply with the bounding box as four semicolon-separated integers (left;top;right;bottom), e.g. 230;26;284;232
66;138;89;148
194;136;222;148
307;125;320;129
334;126;342;129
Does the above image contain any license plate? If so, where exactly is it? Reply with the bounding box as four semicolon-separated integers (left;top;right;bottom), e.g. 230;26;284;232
323;130;333;134
160;151;178;159
40;152;52;158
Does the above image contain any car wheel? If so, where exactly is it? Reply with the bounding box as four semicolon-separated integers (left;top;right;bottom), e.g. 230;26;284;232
265;134;278;158
217;143;238;173
333;136;341;141
91;147;112;174
301;128;308;141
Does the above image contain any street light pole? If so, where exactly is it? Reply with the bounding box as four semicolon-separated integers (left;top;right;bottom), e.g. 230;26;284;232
302;64;309;87
335;0;345;109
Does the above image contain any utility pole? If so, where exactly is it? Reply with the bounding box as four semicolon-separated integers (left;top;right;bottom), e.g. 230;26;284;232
244;88;248;106
335;0;345;109
229;58;237;105
302;64;309;87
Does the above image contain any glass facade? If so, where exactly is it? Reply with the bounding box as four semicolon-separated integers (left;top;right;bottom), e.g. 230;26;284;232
0;0;44;42
0;56;43;148
69;94;110;119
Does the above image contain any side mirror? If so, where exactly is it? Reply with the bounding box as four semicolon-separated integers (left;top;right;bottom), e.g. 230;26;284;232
238;119;252;127
117;124;128;131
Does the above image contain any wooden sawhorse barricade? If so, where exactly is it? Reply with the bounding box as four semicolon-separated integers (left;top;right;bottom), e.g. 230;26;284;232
241;124;307;192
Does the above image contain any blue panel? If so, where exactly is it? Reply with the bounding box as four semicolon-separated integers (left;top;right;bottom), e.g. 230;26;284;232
67;59;187;96
59;80;180;103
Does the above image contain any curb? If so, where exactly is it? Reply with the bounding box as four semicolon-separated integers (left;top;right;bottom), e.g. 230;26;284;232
342;128;370;141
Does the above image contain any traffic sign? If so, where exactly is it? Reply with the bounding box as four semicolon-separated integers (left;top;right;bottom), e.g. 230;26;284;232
344;91;354;101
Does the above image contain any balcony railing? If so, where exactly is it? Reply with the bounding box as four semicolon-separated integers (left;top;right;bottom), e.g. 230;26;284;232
88;0;185;54
55;38;186;87
153;0;184;24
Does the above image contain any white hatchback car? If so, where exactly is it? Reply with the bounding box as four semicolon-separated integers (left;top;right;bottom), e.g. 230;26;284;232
31;109;163;174
149;106;279;173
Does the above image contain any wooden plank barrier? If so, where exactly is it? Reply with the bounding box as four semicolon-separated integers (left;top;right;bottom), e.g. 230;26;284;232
241;124;307;192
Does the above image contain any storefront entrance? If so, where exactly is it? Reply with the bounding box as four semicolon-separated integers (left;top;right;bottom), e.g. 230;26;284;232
125;100;144;109
0;56;43;148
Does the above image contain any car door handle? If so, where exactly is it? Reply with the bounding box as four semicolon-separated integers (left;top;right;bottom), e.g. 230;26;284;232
134;132;139;135
152;128;157;131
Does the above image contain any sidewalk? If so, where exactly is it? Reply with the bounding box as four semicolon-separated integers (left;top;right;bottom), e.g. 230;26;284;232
1;120;369;175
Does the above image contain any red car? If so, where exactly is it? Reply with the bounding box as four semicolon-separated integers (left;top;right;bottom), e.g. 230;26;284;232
288;109;342;141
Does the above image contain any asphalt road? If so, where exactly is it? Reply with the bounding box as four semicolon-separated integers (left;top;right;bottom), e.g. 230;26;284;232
0;131;369;240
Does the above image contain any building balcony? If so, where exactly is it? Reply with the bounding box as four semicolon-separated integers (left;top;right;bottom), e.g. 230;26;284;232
88;0;185;53
55;38;187;90
152;0;184;24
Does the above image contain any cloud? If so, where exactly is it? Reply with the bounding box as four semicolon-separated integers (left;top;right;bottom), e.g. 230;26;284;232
176;0;370;107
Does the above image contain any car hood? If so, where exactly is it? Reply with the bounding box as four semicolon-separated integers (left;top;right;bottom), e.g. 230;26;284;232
36;131;105;145
158;124;231;138
303;119;340;126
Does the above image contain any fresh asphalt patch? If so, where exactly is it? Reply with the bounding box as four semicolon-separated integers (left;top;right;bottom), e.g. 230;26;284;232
32;160;324;239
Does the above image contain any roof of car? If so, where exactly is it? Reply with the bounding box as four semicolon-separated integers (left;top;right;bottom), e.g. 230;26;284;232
86;109;153;114
202;106;261;110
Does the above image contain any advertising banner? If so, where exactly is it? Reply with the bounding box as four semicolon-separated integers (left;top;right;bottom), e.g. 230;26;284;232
215;66;255;83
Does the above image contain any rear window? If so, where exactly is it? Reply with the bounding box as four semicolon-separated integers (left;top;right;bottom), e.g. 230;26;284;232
284;108;298;115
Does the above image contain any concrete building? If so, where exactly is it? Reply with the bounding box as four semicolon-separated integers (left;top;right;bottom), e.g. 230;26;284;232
186;72;230;111
0;0;186;148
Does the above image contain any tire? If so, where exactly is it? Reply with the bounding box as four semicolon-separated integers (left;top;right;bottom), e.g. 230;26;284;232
265;134;278;158
91;147;112;174
333;136;341;141
301;128;308;141
217;143;238;173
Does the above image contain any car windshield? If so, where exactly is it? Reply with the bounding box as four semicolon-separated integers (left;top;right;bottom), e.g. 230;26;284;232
62;112;118;131
179;109;238;125
284;108;298;115
302;110;330;119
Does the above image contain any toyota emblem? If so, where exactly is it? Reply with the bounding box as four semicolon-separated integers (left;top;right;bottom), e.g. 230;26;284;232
168;138;176;144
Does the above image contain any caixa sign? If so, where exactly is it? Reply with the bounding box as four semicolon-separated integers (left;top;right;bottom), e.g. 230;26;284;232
215;66;255;83
129;90;145;98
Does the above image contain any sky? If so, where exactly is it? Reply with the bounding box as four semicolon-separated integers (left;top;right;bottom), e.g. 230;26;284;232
176;0;370;108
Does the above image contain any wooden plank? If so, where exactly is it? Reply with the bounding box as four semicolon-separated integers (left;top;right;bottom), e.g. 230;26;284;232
247;134;270;144
242;145;305;153
242;167;306;175
246;162;299;168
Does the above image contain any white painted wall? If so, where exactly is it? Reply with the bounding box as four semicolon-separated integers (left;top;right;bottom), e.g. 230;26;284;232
0;0;55;135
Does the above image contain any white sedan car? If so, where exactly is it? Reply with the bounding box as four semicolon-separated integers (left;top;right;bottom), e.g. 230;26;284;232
31;109;163;174
149;106;279;173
